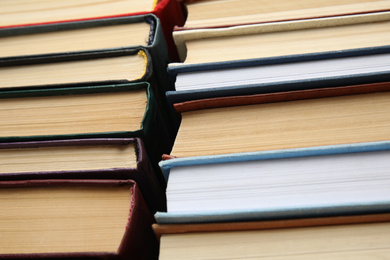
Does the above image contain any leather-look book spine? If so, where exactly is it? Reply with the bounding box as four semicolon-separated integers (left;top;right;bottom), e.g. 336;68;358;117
151;0;186;61
153;212;390;239
0;179;158;260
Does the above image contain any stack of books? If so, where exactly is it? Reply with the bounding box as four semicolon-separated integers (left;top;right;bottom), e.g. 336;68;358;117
153;0;390;259
0;1;186;259
3;0;390;259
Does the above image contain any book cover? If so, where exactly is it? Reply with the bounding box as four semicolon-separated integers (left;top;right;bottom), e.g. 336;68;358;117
0;138;166;213
0;179;158;260
153;212;390;238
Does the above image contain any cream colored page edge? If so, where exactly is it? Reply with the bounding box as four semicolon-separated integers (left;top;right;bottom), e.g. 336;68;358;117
0;22;151;58
159;222;390;260
171;92;390;157
1;54;147;89
0;0;154;27
0;90;147;137
184;1;390;27
0;185;132;253
0;142;138;173
172;11;390;62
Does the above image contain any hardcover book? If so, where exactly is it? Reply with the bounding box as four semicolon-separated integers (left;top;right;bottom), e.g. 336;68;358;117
169;82;390;158
0;82;171;184
156;141;390;258
0;179;158;260
171;11;390;65
166;46;390;103
156;141;390;224
0;14;180;136
0;0;186;61
0;14;173;104
0;138;165;212
156;218;390;260
180;0;390;29
1;48;149;89
0;47;179;138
